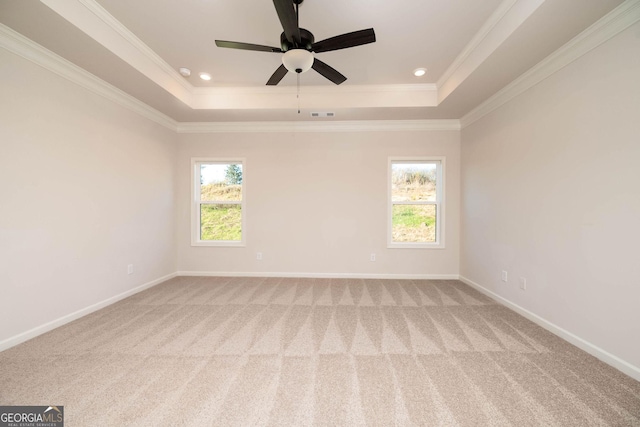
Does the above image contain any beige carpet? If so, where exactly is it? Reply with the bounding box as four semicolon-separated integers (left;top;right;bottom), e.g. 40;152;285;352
1;277;639;426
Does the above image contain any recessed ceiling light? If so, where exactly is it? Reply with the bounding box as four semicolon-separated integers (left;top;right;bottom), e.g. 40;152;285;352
179;67;191;77
199;72;212;81
413;68;427;77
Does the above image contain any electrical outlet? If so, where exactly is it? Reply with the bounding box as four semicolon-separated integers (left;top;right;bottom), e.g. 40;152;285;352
127;264;133;275
501;270;508;282
256;252;262;261
519;277;527;290
370;253;376;262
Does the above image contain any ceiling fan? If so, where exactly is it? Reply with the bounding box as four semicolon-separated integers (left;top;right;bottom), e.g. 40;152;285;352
215;0;376;85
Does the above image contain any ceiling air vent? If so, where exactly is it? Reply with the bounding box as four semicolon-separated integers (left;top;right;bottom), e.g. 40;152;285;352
310;112;335;118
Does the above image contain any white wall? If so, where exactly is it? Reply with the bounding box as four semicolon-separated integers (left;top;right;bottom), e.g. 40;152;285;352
0;49;177;346
460;22;640;370
177;130;460;277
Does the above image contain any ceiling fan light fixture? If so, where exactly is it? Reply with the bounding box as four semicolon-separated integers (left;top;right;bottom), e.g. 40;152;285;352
282;49;314;74
214;2;375;85
413;68;427;77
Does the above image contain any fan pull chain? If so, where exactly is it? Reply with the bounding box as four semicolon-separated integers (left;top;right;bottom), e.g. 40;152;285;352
297;73;300;114
295;1;300;114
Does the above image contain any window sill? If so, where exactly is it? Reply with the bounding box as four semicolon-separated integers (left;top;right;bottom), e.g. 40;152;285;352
387;242;445;249
191;240;245;247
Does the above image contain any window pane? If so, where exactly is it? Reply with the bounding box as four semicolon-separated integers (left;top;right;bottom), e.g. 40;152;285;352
200;163;243;202
392;204;436;243
200;204;242;241
391;163;437;202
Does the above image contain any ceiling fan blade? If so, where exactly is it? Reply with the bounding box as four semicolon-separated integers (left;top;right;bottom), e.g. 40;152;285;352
215;40;282;53
312;58;346;85
266;64;289;85
312;28;376;53
272;0;301;45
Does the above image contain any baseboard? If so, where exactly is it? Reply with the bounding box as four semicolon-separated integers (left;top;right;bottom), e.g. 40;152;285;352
177;271;460;280
0;272;177;353
459;275;640;382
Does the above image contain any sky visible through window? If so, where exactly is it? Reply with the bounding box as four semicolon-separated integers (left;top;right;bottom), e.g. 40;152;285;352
201;164;241;185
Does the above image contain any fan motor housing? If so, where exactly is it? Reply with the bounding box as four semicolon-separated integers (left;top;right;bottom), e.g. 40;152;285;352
280;28;315;52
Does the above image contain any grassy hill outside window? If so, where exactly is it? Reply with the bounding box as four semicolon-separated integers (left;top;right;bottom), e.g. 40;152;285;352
192;158;246;246
388;157;444;248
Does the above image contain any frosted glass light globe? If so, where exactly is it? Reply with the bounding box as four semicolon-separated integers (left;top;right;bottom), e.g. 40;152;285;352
282;49;314;73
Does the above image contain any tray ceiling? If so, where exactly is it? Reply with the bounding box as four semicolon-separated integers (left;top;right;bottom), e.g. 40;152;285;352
0;0;625;123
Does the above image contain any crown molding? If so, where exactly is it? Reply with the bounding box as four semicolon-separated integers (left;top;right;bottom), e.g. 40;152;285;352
436;0;544;103
460;0;640;128
39;0;440;111
0;23;178;131
40;0;193;105
7;0;637;134
177;119;461;134
192;84;438;96
437;0;519;89
75;0;192;93
0;23;454;134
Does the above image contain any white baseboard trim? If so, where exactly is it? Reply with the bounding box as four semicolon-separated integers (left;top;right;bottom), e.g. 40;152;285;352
0;272;177;353
459;275;640;382
178;270;460;280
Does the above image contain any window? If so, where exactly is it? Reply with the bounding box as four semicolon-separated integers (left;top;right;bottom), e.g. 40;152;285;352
388;158;444;248
192;158;245;246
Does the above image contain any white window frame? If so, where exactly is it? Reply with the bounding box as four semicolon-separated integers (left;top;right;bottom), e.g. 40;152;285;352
191;158;246;247
387;157;445;249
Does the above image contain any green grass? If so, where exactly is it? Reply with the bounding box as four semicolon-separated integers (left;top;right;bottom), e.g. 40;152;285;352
392;204;436;243
199;183;242;241
201;204;241;241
